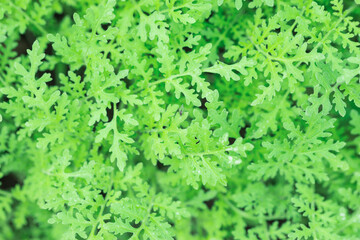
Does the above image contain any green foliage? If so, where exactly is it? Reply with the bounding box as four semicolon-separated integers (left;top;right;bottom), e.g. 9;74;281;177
0;0;359;239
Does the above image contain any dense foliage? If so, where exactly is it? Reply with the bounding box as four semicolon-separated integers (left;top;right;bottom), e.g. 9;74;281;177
0;0;360;239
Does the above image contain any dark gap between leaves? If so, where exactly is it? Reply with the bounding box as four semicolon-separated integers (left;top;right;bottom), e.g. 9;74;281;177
156;161;169;172
0;173;22;190
182;46;192;53
101;23;111;31
14;31;36;57
100;190;107;199
228;137;236;145
106;103;114;122
74;66;86;80
239;123;250;138
204;198;216;210
200;98;208;110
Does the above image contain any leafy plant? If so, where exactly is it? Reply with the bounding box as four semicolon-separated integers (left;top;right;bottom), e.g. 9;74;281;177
0;0;359;239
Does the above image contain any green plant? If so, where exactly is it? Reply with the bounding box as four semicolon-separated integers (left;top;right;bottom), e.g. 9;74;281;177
0;0;359;239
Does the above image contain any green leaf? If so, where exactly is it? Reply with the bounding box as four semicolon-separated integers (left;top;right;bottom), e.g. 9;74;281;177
204;57;255;81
